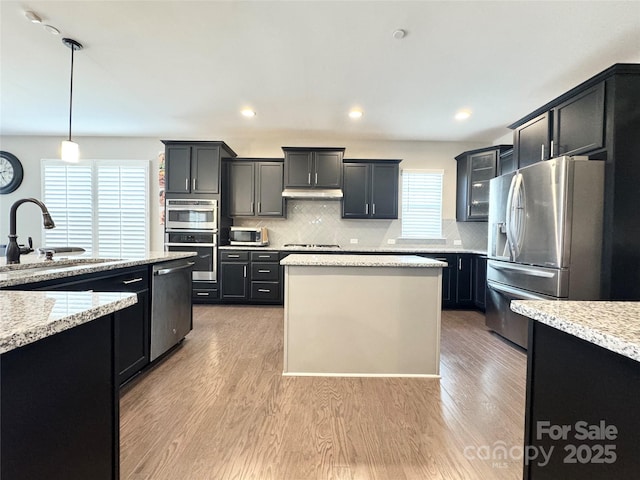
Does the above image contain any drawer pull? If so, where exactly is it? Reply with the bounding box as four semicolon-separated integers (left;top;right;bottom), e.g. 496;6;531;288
258;269;271;273
228;254;240;258
122;277;143;285
257;289;271;293
196;292;209;296
258;255;271;258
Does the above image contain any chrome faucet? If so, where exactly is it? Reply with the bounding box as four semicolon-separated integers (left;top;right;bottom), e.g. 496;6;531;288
6;198;55;264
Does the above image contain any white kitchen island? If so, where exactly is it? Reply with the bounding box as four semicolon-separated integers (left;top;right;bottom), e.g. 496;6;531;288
281;254;446;377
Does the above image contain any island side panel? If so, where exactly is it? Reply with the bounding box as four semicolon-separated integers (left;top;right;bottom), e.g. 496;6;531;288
283;264;442;376
0;314;118;480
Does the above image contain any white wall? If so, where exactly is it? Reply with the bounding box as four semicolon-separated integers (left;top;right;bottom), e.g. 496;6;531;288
0;135;486;252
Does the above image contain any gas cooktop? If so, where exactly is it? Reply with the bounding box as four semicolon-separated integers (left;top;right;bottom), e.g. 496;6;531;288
283;243;341;249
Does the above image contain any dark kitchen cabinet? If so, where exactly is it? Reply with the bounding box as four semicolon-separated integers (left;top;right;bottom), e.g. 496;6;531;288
553;83;605;157
473;255;487;311
163;140;237;195
220;251;249;300
282;147;345;189
219;250;282;303
226;159;285;217
456;145;511;221
511;82;605;168
342;160;400;219
427;253;474;308
498;148;515;176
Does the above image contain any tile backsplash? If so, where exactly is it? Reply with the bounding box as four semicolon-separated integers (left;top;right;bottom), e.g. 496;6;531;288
234;200;488;250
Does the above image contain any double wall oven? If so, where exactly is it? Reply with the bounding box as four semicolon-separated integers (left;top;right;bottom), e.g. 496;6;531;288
164;199;218;282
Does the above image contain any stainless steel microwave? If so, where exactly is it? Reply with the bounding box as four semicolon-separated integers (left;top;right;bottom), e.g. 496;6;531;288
229;227;269;246
165;198;218;232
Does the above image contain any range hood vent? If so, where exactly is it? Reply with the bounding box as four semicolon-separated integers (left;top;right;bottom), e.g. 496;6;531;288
282;188;343;199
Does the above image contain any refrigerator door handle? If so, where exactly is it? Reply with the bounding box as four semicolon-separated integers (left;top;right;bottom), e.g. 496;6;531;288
490;262;555;278
505;174;518;260
487;280;555;300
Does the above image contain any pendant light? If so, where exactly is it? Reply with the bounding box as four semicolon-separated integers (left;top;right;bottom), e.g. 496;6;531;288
61;38;83;162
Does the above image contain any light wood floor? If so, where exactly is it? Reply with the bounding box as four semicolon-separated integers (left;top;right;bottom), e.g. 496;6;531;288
120;306;527;479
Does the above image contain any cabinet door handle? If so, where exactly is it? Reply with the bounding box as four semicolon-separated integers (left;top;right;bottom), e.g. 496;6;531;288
365;204;369;215
315;172;318;184
228;254;240;258
185;178;189;191
467;205;471;217
308;172;311;185
372;203;376;215
257;202;261;213
257;288;271;293
193;178;197;190
251;201;254;213
243;266;247;277
550;140;554;158
458;258;462;270
122;277;143;285
541;144;545;160
258;269;271;273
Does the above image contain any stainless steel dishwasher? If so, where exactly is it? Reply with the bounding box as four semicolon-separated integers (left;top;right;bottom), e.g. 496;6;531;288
150;258;194;361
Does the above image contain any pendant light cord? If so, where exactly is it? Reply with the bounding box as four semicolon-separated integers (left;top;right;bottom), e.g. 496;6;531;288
68;44;74;142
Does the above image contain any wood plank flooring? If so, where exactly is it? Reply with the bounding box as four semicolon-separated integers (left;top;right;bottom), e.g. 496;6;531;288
120;306;527;479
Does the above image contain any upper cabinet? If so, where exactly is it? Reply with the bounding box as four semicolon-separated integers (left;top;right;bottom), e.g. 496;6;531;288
282;147;344;189
225;159;285;217
342;160;400;219
511;82;605;168
163;141;237;195
456;145;512;222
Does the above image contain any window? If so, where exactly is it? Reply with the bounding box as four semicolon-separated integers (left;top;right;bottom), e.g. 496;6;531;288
42;160;149;257
401;169;443;239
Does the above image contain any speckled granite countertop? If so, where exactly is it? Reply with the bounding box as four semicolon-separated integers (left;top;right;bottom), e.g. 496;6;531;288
281;254;447;268
0;291;137;354
511;300;640;363
0;251;196;288
219;245;487;255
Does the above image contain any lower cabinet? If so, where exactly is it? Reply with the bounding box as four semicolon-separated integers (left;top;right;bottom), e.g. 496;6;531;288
220;250;282;303
473;255;487;311
425;253;474;308
7;266;151;386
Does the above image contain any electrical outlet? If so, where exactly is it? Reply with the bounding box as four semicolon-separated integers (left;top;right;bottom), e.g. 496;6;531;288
387;239;396;244
453;240;462;246
350;238;359;244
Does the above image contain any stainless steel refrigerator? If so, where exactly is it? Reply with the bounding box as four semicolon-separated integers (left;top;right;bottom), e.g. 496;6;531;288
486;156;605;348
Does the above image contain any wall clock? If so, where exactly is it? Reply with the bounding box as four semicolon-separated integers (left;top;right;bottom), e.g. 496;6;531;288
0;151;24;194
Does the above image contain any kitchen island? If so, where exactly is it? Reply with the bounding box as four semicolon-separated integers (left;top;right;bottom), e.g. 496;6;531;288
281;254;446;377
0;251;195;480
511;300;640;479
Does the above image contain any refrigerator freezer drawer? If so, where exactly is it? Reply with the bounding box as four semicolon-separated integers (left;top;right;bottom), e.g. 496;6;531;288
487;259;568;297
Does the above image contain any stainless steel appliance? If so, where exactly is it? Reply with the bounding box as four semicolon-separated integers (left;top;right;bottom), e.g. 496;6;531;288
165;198;218;231
165;231;217;281
229;226;269;246
486;156;605;348
150;258;194;361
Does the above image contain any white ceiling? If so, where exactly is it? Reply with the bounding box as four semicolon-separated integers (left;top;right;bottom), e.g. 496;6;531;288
1;1;639;144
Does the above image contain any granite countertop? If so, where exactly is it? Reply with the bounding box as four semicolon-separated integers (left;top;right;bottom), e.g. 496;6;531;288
281;254;448;268
220;245;487;255
0;290;137;354
0;251;196;288
511;300;640;363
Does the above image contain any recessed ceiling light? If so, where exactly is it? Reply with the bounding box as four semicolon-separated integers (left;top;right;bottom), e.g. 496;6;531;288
349;110;363;119
25;11;42;24
241;109;256;117
455;110;472;121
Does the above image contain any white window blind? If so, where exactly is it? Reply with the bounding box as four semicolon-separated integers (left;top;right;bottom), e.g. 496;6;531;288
42;160;149;257
401;169;443;239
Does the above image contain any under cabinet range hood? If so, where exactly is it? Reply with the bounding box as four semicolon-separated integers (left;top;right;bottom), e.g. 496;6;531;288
281;188;343;199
